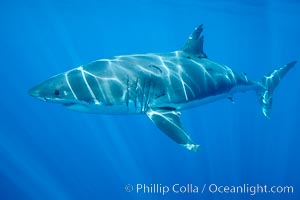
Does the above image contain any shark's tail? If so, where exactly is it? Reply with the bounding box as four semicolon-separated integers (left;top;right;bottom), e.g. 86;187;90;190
257;61;297;118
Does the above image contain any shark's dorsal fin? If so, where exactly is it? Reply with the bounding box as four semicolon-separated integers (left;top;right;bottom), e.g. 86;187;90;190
146;107;200;152
182;24;207;58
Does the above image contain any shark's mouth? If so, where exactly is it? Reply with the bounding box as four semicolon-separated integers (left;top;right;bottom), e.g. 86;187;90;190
63;102;77;107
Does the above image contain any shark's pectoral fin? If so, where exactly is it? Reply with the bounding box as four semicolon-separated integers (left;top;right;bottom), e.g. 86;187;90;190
146;107;200;152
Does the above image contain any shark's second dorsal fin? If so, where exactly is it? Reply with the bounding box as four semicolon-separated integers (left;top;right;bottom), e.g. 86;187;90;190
182;24;207;58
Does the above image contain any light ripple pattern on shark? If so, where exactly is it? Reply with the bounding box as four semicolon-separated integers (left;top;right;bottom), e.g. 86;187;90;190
29;24;297;152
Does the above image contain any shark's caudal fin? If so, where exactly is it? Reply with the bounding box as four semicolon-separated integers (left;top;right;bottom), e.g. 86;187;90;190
258;61;297;118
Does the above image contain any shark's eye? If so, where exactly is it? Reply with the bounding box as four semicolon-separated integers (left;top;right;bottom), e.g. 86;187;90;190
54;90;60;96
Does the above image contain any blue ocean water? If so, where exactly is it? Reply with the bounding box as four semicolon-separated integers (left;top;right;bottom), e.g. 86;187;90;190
0;0;299;199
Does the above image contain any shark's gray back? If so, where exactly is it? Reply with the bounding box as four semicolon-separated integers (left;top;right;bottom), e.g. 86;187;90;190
72;51;248;113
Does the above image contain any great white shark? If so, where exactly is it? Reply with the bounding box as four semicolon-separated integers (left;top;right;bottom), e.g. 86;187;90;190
29;24;296;152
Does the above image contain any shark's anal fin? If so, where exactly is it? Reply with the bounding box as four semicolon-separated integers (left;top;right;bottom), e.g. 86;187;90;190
146;107;200;152
182;24;207;58
228;96;235;104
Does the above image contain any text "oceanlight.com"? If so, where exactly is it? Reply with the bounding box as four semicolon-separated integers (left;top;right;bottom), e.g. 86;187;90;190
124;183;294;196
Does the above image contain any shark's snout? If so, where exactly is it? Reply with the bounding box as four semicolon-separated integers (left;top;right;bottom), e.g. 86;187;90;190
28;86;39;97
28;85;48;102
28;73;80;104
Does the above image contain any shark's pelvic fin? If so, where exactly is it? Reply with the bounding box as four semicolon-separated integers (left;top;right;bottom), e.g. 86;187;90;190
146;107;200;152
258;61;297;118
182;24;207;58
